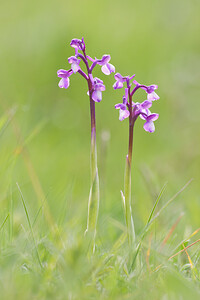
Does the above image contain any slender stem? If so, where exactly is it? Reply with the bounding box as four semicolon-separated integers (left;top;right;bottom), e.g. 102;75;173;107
90;61;98;73
128;123;134;165
127;83;133;166
127;80;135;166
124;83;135;249
84;52;99;253
77;53;88;68
82;49;90;74
78;69;88;80
88;80;96;135
130;84;146;97
88;78;97;183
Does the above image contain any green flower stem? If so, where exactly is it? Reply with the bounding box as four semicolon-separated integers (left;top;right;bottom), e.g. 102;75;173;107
124;123;135;249
85;82;100;253
124;83;136;250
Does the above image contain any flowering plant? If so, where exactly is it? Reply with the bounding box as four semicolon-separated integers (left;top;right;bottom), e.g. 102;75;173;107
114;75;159;132
57;38;115;252
114;73;159;249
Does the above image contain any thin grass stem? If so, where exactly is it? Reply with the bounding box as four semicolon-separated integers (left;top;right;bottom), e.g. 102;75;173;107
16;182;43;269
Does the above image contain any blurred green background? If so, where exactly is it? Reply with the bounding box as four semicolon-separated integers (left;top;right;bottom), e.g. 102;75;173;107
0;0;200;298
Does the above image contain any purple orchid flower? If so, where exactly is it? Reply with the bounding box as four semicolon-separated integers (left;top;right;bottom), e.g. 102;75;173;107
133;80;160;101
115;88;130;121
96;55;115;75
143;112;159;133
70;38;85;51
139;107;159;132
147;90;159;101
113;73;135;90
113;73;127;89
91;77;106;102
114;76;159;133
86;54;115;75
57;37;114;104
57;69;73;89
87;76;106;102
68;56;81;73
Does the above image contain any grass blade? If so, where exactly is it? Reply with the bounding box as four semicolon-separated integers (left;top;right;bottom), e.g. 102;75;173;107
130;180;192;271
0;213;9;231
16;182;43;269
150;179;193;225
146;182;168;226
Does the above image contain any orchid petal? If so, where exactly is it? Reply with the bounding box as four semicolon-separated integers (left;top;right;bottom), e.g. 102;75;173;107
92;90;102;102
119;109;130;121
114;73;124;81
146;85;158;93
70;38;84;50
107;63;115;73
147;113;159;122
94;77;103;84
115;103;127;110
94;83;105;92
139;108;149;120
57;69;72;78
143;121;155;133
113;81;124;89
147;92;160;101
58;77;70;89
140;100;152;109
68;56;80;64
98;55;111;65
101;63;115;75
71;63;80;73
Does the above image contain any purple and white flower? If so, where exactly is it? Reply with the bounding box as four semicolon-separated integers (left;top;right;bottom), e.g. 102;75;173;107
114;75;159;133
137;104;159;133
70;38;85;51
68;56;81;73
147;90;159;101
143;112;159;133
88;77;106;102
97;55;115;75
144;85;159;101
115;88;130;121
57;69;73;89
58;37;114;104
113;73;127;89
115;105;130;121
133;80;160;101
134;100;152;115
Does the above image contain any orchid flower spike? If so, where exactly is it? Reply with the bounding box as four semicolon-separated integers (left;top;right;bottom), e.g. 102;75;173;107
57;37;115;104
114;75;159;133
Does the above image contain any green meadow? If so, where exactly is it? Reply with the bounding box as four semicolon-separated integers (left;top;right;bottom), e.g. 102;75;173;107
0;0;200;299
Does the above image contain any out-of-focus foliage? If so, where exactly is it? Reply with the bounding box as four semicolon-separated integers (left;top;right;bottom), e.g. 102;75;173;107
0;0;200;299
